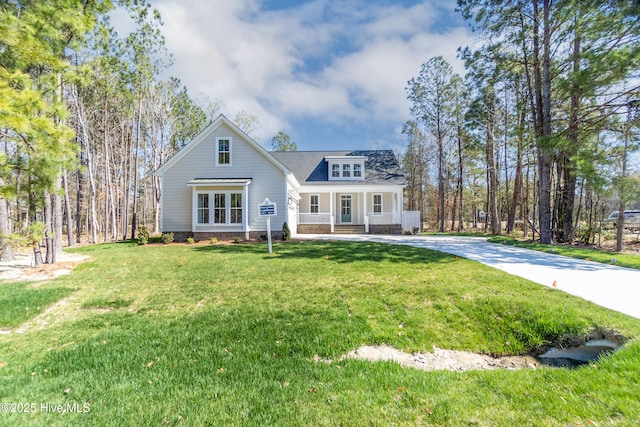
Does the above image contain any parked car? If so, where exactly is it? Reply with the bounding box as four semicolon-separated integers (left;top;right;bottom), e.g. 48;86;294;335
603;210;640;231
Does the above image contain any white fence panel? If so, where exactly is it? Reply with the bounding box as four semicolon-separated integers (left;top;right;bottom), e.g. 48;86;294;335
402;211;421;232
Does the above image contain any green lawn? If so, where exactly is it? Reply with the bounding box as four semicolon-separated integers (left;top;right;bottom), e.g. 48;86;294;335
488;236;640;270
1;240;639;426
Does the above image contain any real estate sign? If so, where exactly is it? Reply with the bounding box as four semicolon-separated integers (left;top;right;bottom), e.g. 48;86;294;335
259;199;276;253
259;202;276;216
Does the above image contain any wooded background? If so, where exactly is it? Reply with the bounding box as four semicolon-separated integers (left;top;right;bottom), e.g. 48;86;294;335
404;0;640;250
1;0;639;263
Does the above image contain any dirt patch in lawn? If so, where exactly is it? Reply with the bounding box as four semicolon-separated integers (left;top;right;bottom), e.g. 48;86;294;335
0;251;90;283
335;329;626;371
339;345;542;371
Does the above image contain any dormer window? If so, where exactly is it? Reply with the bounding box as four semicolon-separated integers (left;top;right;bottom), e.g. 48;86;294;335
325;155;367;181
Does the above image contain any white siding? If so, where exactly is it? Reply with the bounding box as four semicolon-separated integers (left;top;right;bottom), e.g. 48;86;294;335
367;192;394;214
161;123;287;232
297;190;399;225
299;193;331;213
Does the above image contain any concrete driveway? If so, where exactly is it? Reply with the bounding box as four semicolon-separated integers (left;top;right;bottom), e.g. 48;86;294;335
299;234;640;319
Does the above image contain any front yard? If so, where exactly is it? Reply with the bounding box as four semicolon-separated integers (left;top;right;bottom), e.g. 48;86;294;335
1;240;639;426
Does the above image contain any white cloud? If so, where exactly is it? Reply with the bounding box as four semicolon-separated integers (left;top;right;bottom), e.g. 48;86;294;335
117;0;473;144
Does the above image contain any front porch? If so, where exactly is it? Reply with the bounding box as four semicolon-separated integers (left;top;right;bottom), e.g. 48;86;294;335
296;190;403;234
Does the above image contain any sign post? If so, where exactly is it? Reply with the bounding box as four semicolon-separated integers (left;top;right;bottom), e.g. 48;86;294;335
258;198;277;254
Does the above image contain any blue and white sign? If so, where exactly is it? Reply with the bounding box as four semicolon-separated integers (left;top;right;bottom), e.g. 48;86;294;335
259;199;277;216
259;198;277;254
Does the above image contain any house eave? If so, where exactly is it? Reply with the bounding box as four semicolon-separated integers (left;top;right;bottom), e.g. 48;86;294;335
154;114;292;177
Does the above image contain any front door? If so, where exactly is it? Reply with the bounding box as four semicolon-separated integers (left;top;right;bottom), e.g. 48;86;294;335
341;195;352;223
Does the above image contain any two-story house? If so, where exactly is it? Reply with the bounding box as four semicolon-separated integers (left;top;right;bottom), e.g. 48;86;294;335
154;115;406;240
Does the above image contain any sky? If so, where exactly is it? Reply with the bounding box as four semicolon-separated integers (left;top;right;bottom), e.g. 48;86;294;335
112;0;475;152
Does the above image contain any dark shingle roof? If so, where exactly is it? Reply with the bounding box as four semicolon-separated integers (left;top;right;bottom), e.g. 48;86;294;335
270;150;405;185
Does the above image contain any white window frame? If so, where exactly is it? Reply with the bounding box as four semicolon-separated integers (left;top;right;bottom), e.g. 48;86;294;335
195;191;243;225
230;193;243;224
373;193;382;215
197;193;210;224
326;157;366;181
353;163;362;178
310;194;319;213
213;193;226;224
216;137;232;167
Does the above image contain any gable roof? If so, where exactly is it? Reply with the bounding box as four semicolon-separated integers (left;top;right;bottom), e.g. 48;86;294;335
270;150;406;186
154;114;290;177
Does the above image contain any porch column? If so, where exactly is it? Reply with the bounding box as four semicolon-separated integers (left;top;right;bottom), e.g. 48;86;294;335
191;186;197;233
244;184;250;238
330;191;334;232
396;188;403;224
363;191;368;233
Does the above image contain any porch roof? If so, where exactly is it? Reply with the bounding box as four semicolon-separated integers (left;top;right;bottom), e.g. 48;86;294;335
187;178;252;186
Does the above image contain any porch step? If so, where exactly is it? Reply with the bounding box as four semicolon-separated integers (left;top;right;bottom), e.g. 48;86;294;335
334;224;366;234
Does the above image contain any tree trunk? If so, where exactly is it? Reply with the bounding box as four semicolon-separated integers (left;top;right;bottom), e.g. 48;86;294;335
507;125;523;234
556;23;581;244
52;177;62;263
486;94;500;235
44;191;53;264
615;204;625;252
526;0;554;244
131;98;143;240
0;196;14;262
502;88;510;232
154;175;162;234
103;102;111;244
538;0;554;244
456;121;464;231
75;164;83;244
557;157;578;243
122;129;131;241
33;242;44;268
85;136;99;244
615;124;631;252
63;170;74;247
523;151;532;239
438;137;445;233
28;176;37;225
418;143;425;225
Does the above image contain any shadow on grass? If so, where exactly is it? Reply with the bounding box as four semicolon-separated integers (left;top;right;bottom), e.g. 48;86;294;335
192;240;456;265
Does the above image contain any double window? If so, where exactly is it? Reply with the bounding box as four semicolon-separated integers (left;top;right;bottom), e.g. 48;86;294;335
197;192;242;224
216;138;231;166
